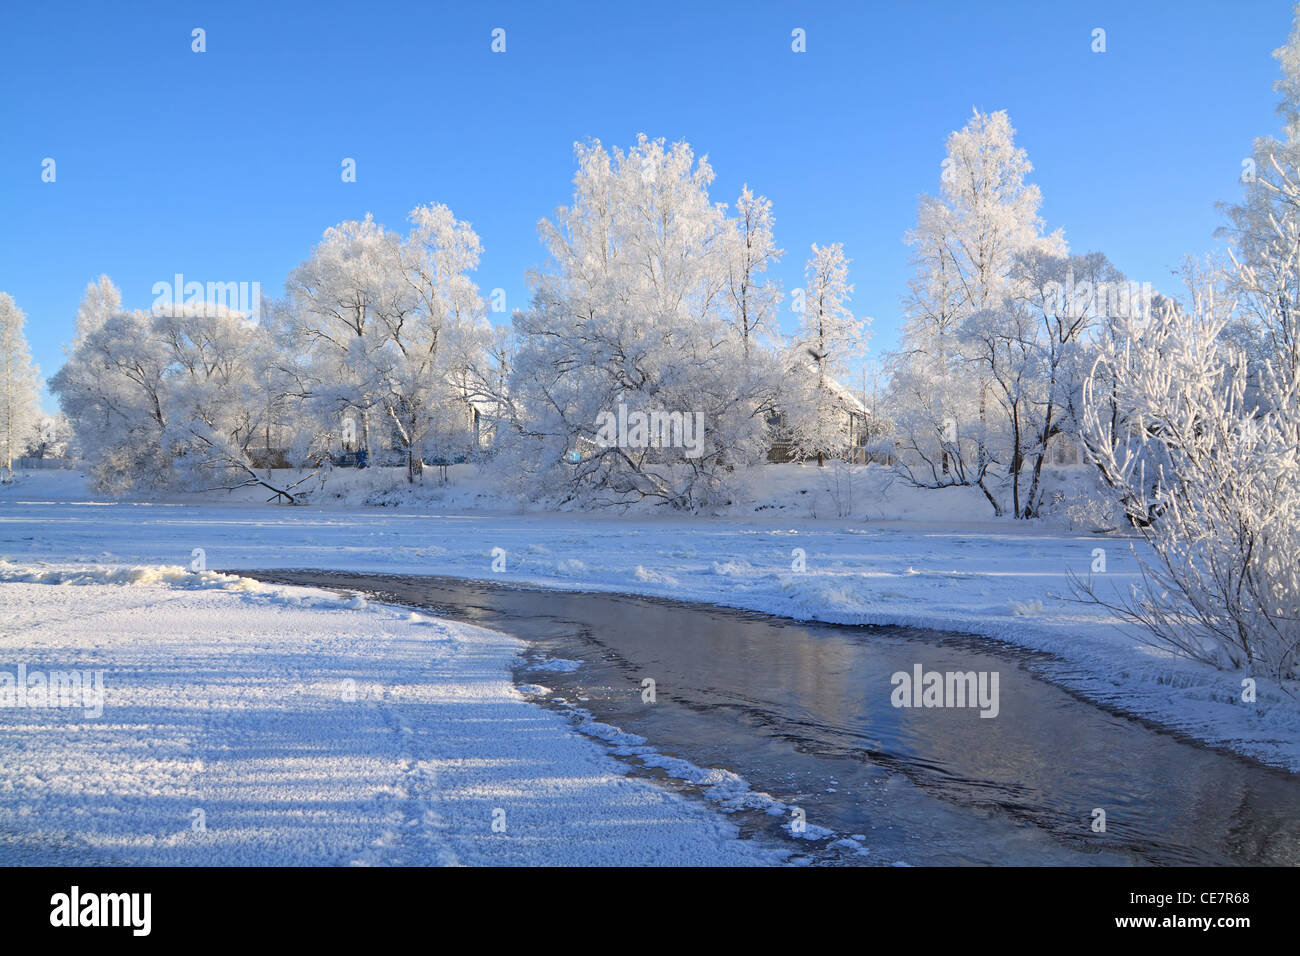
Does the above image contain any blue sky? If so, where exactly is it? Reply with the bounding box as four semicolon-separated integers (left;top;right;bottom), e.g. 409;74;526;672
1;0;1294;412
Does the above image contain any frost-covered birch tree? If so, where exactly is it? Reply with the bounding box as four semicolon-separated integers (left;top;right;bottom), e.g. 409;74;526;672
0;294;42;479
889;109;1064;505
726;186;784;359
71;275;121;349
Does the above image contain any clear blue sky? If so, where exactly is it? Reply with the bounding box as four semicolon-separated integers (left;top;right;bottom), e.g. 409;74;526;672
1;0;1294;413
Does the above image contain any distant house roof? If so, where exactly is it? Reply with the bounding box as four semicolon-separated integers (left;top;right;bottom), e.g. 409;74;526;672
782;348;868;415
822;373;867;415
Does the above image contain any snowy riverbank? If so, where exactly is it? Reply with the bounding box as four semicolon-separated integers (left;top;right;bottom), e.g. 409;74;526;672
0;569;784;865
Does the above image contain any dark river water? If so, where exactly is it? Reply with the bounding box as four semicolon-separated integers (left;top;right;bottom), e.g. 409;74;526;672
243;570;1300;866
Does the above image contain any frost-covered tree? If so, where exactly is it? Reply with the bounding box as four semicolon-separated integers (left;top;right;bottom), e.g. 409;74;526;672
1077;21;1300;676
963;250;1141;517
934;109;1064;311
285;205;489;481
890;195;980;484
71;275;121;349
1073;9;1300;681
0;294;42;479
285;214;408;463
385;203;491;478
890;108;1065;508
154;302;306;499
726;186;784;359
498;135;777;509
1218;4;1300;381
51;298;313;499
51;307;171;492
785;242;869;466
28;411;72;460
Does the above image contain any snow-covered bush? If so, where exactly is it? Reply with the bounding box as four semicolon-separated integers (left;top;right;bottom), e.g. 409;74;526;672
1077;279;1300;681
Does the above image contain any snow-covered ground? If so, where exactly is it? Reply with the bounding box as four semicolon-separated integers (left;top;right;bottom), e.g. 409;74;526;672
1;463;1295;868
0;567;783;865
2;466;1295;774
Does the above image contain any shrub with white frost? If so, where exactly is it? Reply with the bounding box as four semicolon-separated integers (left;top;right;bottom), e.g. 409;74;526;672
1077;267;1300;683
